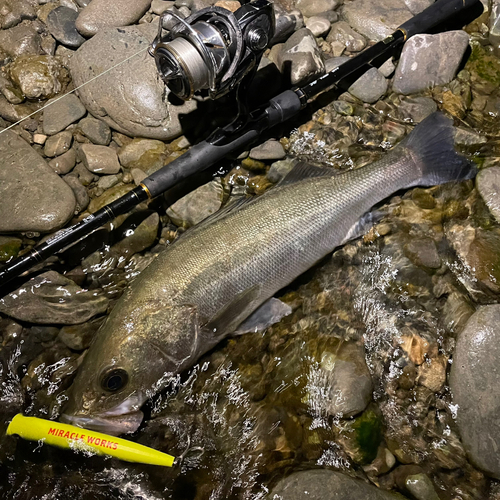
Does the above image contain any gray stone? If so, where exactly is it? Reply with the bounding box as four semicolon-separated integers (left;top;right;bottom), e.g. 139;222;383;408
341;0;412;42
0;74;24;104
450;305;500;479
44;130;73;157
267;160;295;183
378;57;396;77
327;21;366;54
0;0;37;30
117;138;167;173
58;317;105;350
97;174;121;190
111;212;159;258
78;115;111;145
403;0;434;15
304;16;331;38
76;0;152;37
63;172;90;212
296;0;339;17
43;94;87;135
348;67;387;103
48;148;77;174
0;23;42;59
397;96;437;123
324;54;349;72
151;0;176;15
0;271;108;325
477;167;500;225
80;144;121;174
0;130;75;233
277;28;325;85
46;6;86;49
393;31;470;95
404;237;441;269
249;140;286;160
405;473;440;500
70;24;197;140
454;127;488;148
167;178;223;227
269;470;407;500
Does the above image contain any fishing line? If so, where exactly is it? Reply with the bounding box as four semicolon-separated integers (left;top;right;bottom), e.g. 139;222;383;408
0;46;149;136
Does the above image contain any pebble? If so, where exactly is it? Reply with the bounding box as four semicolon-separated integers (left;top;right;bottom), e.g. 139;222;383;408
0;271;109;325
0;236;22;262
167;178;223;227
43;94;87;135
76;0;152;37
70;24;196;140
348;67;388;104
0;0;36;30
277;28;325;85
151;0;176;15
341;0;412;42
97;174;121;190
393;31;470;95
46;6;86;49
476;167;500;224
296;0;338;18
304;16;331;38
48;148;77;174
326;21;366;55
249;140;286;160
269;470;407;499
0;130;75;233
131;168;147;185
403;237;441;269
0;23;42;59
9;55;67;99
267;159;296;183
77;115;111;145
63;173;90;212
33;133;47;145
44;130;73;157
450;305;500;479
111;212;159;259
118;138;167;174
214;0;241;11
397;96;437;123
80;144;121;174
403;0;434;14
378;58;396;77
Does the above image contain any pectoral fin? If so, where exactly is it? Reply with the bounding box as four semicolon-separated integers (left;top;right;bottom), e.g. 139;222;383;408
233;297;292;335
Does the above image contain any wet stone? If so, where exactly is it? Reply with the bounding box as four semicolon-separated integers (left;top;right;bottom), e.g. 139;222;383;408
88;183;133;213
269;470;407;499
77;115;111;145
0;236;22;262
43;94;87;135
0;130;75;233
326;21;366;54
403;237;441;269
277;28;325;85
111;212;159;259
46;6;85;48
477;167;500;224
70;24;197;140
63;173;90;212
76;0;152;37
48;148;77;175
267;159;295;183
0;0;37;30
304;16;331;38
397;96;437;123
0;271;109;325
44;130;73;157
97;174;121;191
0;23;42;60
80;144;121;174
348;67;388;104
450;305;500;479
393;31;470;95
167;178;223;228
249;140;286;160
58;317;105;350
118;138;167;174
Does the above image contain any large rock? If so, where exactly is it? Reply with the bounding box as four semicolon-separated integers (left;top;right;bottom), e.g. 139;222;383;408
477;167;500;224
341;0;412;42
450;305;500;479
0;271;109;325
76;0;152;37
393;31;470;95
70;24;197;140
0;130;76;233
269;470;407;499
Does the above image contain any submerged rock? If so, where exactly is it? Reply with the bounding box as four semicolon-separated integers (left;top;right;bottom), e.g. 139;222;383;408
397;96;437;123
75;0;152;37
70;24;196;140
393;31;470;95
269;470;407;499
450;305;500;479
0;271;108;325
0;130;75;233
477;166;500;224
0;236;22;262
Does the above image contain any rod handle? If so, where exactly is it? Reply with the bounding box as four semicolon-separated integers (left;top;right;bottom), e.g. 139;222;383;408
398;0;483;39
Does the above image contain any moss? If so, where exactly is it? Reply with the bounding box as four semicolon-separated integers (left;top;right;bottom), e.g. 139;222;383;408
0;237;22;262
351;409;383;464
467;44;500;86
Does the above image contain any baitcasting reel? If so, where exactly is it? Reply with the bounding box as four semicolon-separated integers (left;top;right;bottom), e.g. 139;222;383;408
149;0;277;100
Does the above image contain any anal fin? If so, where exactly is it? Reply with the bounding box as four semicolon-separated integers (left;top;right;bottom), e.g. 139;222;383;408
233;298;292;335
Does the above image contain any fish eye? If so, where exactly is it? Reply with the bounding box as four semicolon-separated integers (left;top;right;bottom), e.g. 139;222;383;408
101;368;129;392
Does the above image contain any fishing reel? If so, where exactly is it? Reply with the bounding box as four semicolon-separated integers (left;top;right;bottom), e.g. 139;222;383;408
149;0;277;101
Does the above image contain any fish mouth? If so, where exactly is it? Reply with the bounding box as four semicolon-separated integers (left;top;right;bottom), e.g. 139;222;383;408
60;410;144;436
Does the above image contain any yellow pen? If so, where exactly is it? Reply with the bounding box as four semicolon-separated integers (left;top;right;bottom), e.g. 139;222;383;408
6;414;177;467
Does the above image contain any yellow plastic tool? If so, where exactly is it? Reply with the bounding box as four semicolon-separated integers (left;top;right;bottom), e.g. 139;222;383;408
6;414;176;467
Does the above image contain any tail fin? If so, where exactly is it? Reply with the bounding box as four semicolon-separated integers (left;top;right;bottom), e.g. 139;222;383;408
401;112;475;187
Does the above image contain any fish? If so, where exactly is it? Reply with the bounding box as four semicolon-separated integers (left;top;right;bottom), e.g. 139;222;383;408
61;112;473;435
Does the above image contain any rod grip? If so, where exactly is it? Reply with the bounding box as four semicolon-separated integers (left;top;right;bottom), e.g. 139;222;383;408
398;0;482;39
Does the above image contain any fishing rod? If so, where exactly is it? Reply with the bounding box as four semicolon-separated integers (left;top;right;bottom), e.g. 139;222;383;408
0;0;483;292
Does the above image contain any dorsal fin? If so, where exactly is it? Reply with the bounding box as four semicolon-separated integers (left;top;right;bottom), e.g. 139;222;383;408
279;162;335;187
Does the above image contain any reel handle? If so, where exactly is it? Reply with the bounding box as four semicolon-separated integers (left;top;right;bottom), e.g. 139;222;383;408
398;0;483;39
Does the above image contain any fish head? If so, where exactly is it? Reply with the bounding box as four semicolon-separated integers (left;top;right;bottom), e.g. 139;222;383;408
61;300;200;435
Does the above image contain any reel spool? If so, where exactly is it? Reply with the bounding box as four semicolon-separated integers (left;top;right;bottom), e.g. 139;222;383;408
149;0;275;100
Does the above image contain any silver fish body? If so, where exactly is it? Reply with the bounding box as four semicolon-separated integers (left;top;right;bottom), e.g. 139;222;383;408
62;113;472;434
